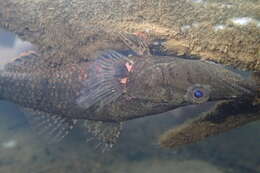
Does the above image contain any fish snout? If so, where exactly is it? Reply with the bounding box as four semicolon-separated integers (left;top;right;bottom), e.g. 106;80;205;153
210;76;257;102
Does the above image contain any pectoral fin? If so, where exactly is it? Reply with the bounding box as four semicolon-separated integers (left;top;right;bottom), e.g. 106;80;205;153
22;108;77;143
76;50;132;110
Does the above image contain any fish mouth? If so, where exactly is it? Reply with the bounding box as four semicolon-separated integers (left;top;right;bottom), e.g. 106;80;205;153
225;84;256;101
215;72;257;101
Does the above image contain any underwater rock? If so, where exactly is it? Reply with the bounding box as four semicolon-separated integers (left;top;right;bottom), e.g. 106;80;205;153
0;0;259;71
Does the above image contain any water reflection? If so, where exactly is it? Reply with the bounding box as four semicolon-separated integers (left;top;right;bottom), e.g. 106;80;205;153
0;28;15;47
0;29;35;69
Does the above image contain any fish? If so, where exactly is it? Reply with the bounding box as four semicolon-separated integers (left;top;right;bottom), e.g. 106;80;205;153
0;33;257;149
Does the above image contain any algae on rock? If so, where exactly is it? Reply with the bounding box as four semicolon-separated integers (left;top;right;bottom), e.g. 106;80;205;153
0;0;259;70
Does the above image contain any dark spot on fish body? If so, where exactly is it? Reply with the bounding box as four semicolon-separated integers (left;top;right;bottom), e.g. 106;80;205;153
114;63;129;79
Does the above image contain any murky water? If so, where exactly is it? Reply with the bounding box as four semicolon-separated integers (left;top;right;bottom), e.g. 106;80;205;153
0;3;260;173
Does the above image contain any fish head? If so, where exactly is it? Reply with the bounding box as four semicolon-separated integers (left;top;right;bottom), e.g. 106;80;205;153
127;56;256;108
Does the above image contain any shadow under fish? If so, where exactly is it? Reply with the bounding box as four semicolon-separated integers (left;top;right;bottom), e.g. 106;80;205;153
0;33;258;150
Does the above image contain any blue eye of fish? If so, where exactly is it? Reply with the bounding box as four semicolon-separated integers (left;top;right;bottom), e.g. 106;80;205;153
185;84;210;104
193;89;203;98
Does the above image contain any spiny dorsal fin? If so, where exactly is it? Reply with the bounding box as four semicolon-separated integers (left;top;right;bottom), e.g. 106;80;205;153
84;120;123;152
76;50;132;110
22;108;77;143
118;32;151;56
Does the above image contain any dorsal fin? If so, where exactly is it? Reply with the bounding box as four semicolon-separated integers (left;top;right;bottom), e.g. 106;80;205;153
76;50;132;110
118;32;151;56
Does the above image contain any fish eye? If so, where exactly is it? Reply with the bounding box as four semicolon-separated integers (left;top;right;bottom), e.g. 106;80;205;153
185;84;210;104
193;89;204;98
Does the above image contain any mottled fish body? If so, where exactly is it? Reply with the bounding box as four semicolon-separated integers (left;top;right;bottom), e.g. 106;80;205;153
0;34;257;147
